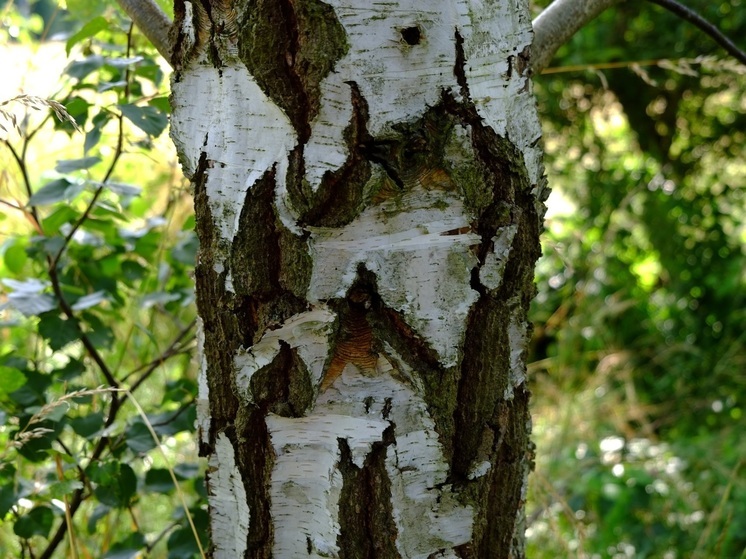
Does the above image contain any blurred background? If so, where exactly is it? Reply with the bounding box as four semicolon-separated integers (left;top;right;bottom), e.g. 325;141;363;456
0;0;744;557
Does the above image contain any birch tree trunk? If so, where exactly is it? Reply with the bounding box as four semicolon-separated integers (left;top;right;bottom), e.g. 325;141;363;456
169;0;547;556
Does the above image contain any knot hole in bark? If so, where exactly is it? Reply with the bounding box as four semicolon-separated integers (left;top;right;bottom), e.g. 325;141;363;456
400;26;421;45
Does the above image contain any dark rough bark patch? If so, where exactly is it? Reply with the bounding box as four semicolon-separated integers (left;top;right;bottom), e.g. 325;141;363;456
337;430;400;559
362;105;458;201
171;0;212;70
234;407;275;557
230;171;281;299
249;341;315;417
193;153;275;557
229;168;311;346
289;81;372;228
452;296;512;478
238;0;348;141
477;387;533;559
192;153;240;455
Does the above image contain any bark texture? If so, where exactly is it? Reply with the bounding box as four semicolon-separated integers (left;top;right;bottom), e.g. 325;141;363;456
170;1;548;557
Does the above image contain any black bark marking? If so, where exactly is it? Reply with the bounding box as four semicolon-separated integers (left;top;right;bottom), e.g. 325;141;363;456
290;81;373;228
337;429;399;559
235;408;275;556
239;0;348;141
343;266;457;462
400;25;421;45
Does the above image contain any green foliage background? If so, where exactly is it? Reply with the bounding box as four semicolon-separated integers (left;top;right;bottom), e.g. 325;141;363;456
1;2;204;558
528;1;746;557
0;1;744;558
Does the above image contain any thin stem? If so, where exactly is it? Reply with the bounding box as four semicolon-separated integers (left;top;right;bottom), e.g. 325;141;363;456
647;0;746;66
128;318;197;392
2;139;41;230
532;0;746;74
51;23;135;270
37;26;139;559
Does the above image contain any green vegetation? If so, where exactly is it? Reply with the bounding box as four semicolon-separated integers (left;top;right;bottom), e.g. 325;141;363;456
528;1;746;557
1;3;204;558
0;1;743;558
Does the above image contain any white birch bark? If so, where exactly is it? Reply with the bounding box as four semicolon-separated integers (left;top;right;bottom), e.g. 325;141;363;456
171;0;545;556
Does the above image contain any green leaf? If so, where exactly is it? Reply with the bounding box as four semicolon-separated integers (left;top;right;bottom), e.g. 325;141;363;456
29;178;85;206
82;312;115;349
3;242;28;274
0;366;27;397
149;406;196;436
42;206;80;235
107;182;142;198
65;16;109;55
55;156;101;173
64;0;107;21
173;462;200;480
125;420;157;454
87;504;110;533
54;96;89;134
84;111;112;154
104;533;146;559
90;461;137;508
49;479;84;499
144;468;175;493
14;506;55;538
38;313;82;350
66;55;105;81
54;358;86;381
16;420;63;462
167;527;202;559
148;96;170;113
71;291;108;311
70;411;105;439
119;104;168;137
2;278;56;316
8;370;51;407
172;234;198;265
0;483;17;518
142;291;181;308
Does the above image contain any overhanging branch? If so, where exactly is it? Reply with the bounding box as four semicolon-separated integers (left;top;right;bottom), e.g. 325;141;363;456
532;0;624;75
532;0;746;74
116;0;173;63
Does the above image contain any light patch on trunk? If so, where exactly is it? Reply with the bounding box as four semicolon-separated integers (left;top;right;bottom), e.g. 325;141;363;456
234;307;336;402
196;318;210;446
506;306;529;399
302;2;471;190
266;357;474;557
308;188;479;367
479;223;518;290
459;0;544;185
170;64;297;265
318;356;474;557
208;433;250;559
300;1;542;195
267;408;389;557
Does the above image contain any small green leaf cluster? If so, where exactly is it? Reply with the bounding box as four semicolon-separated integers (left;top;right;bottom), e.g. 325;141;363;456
1;5;205;558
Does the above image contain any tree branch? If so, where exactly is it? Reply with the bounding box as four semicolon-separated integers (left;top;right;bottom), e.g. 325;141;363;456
115;0;173;63
648;0;746;66
532;0;624;75
532;0;746;74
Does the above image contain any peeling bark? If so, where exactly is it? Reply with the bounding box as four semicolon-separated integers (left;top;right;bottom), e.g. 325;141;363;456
170;0;547;556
